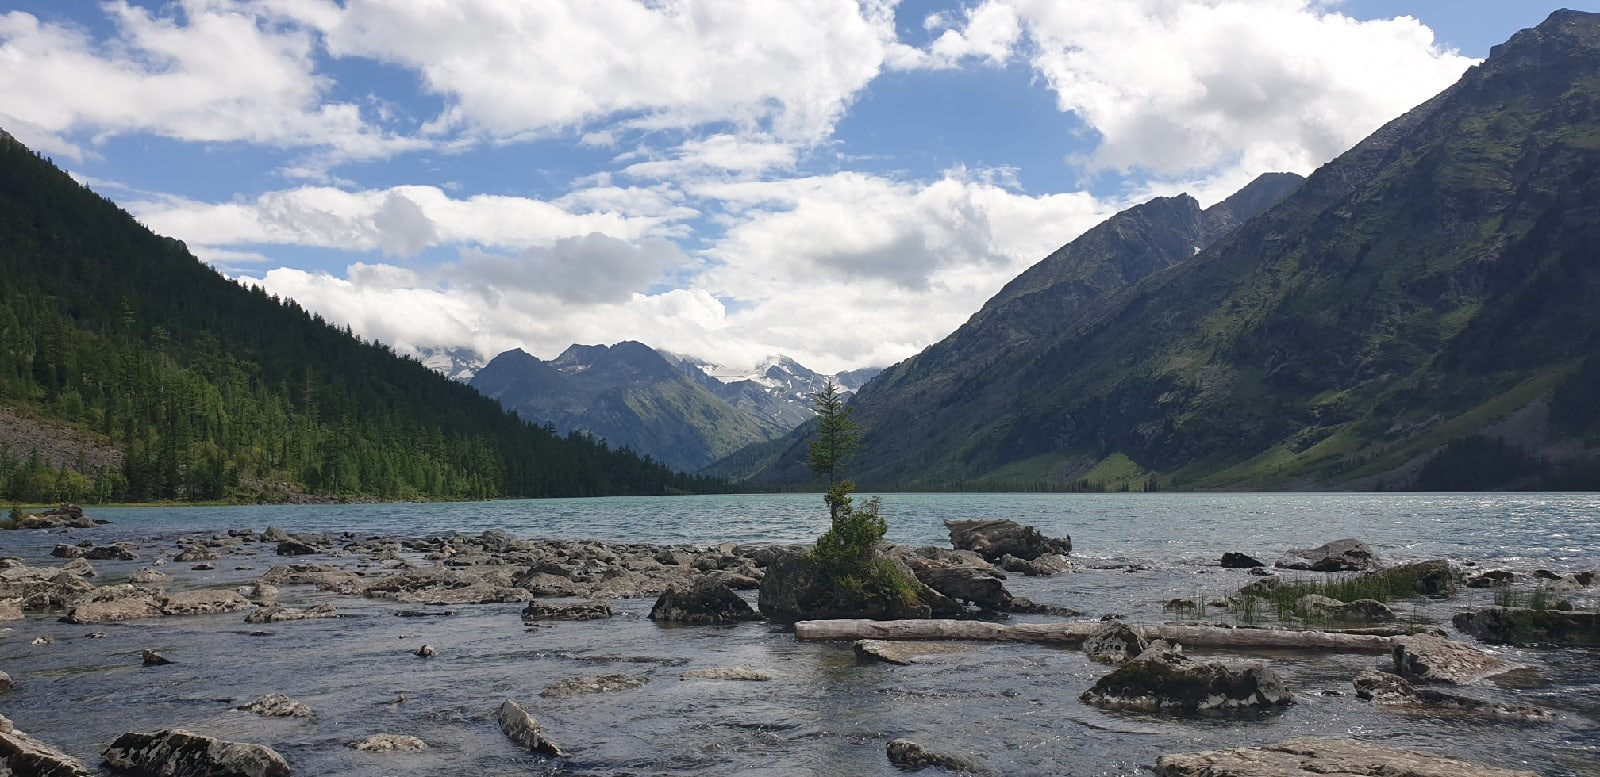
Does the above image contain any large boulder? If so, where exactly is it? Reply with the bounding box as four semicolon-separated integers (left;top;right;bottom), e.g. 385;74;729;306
84;544;138;561
913;566;1012;611
649;577;761;624
521;601;612;622
1451;607;1600;647
16;504;96;530
237;694;312;719
63;585;164;623
1080;641;1292;713
885;739;982;773
1082;620;1148;664
102;729;290;777
1155;737;1537;777
944;519;1070;561
1391;634;1527;685
0;713;95;776
756;548;952;623
1219;552;1265;568
1275;539;1380;572
1353;671;1553;721
496;699;563;757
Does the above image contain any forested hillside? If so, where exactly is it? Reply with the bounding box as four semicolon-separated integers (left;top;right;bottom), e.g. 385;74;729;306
0;132;728;503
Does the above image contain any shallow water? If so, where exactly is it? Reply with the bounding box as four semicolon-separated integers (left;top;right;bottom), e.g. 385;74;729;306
2;493;1598;776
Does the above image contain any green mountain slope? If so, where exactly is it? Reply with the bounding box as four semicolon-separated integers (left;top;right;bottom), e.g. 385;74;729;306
743;9;1600;492
0;133;728;502
472;342;788;473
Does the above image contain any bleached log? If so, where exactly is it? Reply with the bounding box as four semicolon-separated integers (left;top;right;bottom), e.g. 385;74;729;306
793;619;1395;653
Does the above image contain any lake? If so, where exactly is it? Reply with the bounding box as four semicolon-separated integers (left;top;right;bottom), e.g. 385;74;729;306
1;492;1597;776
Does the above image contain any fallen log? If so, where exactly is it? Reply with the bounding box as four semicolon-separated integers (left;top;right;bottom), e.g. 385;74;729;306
793;619;1394;652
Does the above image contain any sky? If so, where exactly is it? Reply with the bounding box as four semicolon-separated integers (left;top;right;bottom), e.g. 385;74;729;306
2;1;1594;375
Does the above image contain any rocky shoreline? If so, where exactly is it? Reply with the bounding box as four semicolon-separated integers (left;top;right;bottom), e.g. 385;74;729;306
2;518;1596;776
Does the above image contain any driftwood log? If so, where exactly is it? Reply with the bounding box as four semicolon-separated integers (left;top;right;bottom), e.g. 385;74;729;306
793;619;1395;652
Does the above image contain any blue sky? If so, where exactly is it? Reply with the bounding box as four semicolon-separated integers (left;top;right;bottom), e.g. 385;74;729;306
2;0;1593;374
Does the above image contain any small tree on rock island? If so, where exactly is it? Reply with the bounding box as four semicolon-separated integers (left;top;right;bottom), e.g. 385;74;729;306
805;380;919;612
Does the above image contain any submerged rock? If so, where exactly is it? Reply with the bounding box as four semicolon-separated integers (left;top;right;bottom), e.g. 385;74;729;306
1219;552;1265;568
649;577;761;624
1080;641;1292;713
16;504;96;530
347;734;426;752
521;600;612;622
496;699;563;757
1392;634;1527;685
243;604;338;623
998;553;1069;576
540;674;648;698
914;566;1012;611
161;590;253;617
141;649;173;666
0;713;95;776
944;519;1070;561
237;694;312;719
680;667;771;681
1155;737;1537;777
1294;594;1395;623
1452;606;1600;647
1275;539;1380;572
102;729;290;777
886;738;982;773
853;640;968;666
1082;620;1148;664
1353;670;1554;721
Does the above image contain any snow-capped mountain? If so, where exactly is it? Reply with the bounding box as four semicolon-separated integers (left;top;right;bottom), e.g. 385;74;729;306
664;353;883;430
412;346;486;383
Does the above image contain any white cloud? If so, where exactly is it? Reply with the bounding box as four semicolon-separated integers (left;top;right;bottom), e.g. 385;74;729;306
620;134;800;181
930;0;1476;179
314;0;901;143
0;1;416;161
127;184;690;256
444;235;686;304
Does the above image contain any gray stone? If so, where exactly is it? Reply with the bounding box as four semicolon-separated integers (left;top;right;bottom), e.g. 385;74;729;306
1275;539;1380;572
1219;552;1265;568
886;739;982;773
944;519;1070;561
102;728;290;777
1155;737;1537;777
0;714;94;776
853;639;968;666
161;590;253;617
84;543;138;561
1353;670;1553;721
244;604;338;623
496;699;563;757
0;670;11;693
237;694;312;718
1081;641;1292;713
1452;607;1600;647
1082;620;1148;664
274;539;317;556
998;553;1070;576
1392;634;1527;685
521;600;612;622
142;649;172;666
649;577;760;624
680;667;771;681
1294;594;1395;623
347;734;426;752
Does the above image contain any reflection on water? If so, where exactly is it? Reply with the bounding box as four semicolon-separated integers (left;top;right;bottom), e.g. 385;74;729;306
0;493;1596;775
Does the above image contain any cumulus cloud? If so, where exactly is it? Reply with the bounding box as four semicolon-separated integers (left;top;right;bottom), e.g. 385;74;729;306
923;0;1476;179
307;0;900;143
445;235;685;304
0;1;415;161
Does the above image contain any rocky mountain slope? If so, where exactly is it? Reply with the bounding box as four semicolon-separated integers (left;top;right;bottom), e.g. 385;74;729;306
739;10;1600;491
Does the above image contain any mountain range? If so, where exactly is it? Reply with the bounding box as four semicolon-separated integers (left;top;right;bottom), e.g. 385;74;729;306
724;9;1600;492
469;343;877;473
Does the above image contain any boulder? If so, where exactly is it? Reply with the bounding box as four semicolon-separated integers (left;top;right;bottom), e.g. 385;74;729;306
63;585;163;623
175;547;222;563
160;590;253;617
0;598;20;622
998;553;1070;576
414;644;436;658
274;539;317;556
1082;620;1148;664
1275;539;1380;572
103;729;290;777
1391;634;1527;685
944;519;1070;561
540;674;648;699
1080;641;1292;713
237;694;312;718
61;558;95;578
1466;570;1515;588
347;734;426;752
496;699;563;757
1155;737;1537;777
0;713;95;776
649;577;760;624
1294;595;1396;623
236;583;278;602
757;548;946;623
1220;552;1265;568
1451;607;1600;647
914;567;1012;611
142;649;173;666
85;543;138;561
0;671;10;692
17;504;96;530
1353;670;1553;721
885;739;982;773
50;544;86;559
521;601;612;622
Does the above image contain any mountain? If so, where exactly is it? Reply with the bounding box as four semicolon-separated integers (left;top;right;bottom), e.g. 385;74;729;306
413;346;485;383
668;353;883;431
741;10;1600;491
470;343;790;473
0;132;727;503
